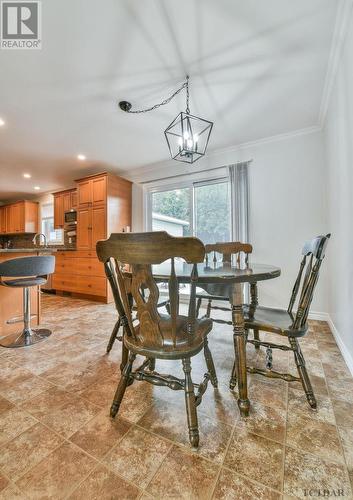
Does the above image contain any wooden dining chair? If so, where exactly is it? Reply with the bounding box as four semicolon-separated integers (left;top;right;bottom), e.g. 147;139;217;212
195;242;257;326
96;231;217;449
240;234;331;408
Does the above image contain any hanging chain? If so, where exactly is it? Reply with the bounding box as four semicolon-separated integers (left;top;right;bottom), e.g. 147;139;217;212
123;76;190;114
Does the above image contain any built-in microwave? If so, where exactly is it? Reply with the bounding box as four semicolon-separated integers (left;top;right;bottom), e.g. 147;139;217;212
64;210;77;225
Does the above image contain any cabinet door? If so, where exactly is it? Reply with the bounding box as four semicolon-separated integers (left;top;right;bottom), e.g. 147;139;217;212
92;176;106;206
54;194;64;229
91;206;106;247
71;190;78;209
7;204;21;232
78;180;91;207
0;207;6;233
62;192;71;212
77;208;91;250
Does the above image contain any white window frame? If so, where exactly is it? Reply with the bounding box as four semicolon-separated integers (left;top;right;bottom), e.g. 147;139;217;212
41;203;64;246
144;173;231;240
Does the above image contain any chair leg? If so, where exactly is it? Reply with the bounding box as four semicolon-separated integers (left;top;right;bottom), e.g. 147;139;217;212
203;337;218;387
289;337;317;409
182;358;199;449
253;328;260;350
196;297;202;318
111;351;136;418
107;318;121;354
148;358;155;371
229;361;237;390
206;299;212;318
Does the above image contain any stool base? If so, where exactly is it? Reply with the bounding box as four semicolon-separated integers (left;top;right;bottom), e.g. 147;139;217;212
0;328;52;348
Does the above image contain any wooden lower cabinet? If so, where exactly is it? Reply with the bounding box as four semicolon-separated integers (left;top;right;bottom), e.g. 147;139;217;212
52;251;110;302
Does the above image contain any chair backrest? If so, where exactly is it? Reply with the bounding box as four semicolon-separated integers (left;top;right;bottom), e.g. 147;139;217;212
96;232;205;348
204;241;253;268
0;255;55;278
288;234;331;329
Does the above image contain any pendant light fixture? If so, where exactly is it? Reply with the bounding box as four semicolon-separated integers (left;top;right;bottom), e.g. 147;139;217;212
118;76;213;164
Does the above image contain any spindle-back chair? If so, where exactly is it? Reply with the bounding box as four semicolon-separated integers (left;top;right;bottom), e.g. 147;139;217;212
96;231;217;448
243;234;331;408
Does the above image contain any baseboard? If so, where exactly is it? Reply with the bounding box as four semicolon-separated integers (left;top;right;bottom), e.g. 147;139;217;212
327;315;353;377
308;311;330;321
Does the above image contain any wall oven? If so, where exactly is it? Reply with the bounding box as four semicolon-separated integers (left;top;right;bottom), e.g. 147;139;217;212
64;210;77;225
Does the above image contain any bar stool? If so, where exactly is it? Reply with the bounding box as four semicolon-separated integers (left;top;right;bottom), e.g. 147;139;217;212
0;255;55;348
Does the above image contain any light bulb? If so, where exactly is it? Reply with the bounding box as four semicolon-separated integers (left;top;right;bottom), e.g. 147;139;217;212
183;131;189;140
193;134;199;143
178;137;183;146
187;138;193;149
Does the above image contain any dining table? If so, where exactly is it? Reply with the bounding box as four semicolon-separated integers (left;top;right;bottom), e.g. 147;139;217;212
152;261;281;417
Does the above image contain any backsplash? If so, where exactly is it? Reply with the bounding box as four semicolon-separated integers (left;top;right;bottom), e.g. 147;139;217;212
0;232;76;250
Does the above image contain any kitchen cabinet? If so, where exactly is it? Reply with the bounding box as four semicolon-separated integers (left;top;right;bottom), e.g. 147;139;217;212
53;188;77;229
52;172;131;303
0;201;38;234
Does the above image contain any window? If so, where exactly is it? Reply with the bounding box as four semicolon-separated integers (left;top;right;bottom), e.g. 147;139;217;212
148;178;231;244
41;203;64;245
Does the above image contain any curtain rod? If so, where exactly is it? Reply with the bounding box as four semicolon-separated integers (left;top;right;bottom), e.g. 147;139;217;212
140;159;253;185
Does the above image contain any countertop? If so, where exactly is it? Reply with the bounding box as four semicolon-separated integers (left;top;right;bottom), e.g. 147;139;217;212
0;247;75;253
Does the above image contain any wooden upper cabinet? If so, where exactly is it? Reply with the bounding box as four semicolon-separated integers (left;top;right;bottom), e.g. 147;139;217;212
71;190;78;209
53;193;64;229
53;188;77;229
77;180;91;207
92;176;106;206
0;207;6;233
0;201;38;234
62;192;71;212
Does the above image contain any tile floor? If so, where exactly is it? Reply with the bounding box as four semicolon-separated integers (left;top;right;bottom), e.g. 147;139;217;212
0;294;353;499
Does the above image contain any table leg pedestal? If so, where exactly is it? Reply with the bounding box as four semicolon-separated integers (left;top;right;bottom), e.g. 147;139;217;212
230;283;250;417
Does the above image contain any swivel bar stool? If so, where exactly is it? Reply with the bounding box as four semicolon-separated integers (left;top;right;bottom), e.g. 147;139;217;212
0;255;55;348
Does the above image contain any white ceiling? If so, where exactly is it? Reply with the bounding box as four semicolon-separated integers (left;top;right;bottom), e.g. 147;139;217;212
0;0;339;200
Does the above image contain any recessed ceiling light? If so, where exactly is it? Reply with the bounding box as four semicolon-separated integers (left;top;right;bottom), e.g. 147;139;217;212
34;186;41;190
77;154;86;161
23;173;31;178
0;118;5;127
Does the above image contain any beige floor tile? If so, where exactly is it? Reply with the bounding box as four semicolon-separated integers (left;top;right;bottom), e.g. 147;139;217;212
213;467;281;500
287;387;335;425
241;400;286;444
0;422;64;481
0;474;9;493
138;399;233;463
78;376;119;408
16;441;97;499
68;464;140;499
147;445;219;499
284;446;352;498
20;386;100;438
0;407;37;447
338;427;353;474
0;483;26;499
103;426;171;489
286;412;344;463
0;396;14;415
70;410;131;459
332;398;353;429
224;427;284;491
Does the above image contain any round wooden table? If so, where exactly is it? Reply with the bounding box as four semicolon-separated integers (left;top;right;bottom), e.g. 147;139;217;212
152;261;281;417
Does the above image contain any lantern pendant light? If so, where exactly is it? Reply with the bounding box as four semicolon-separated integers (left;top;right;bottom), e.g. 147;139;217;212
118;76;213;164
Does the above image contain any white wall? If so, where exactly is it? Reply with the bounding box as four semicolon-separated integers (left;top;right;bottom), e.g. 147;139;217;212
323;9;353;371
129;129;328;314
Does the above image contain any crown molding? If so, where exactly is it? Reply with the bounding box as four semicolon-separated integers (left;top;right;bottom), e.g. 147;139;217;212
121;125;322;182
318;0;353;127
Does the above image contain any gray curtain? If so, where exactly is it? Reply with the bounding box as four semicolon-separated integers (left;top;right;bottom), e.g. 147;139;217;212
228;162;250;243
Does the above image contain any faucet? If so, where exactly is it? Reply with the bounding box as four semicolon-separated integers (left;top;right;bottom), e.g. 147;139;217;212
32;233;47;247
